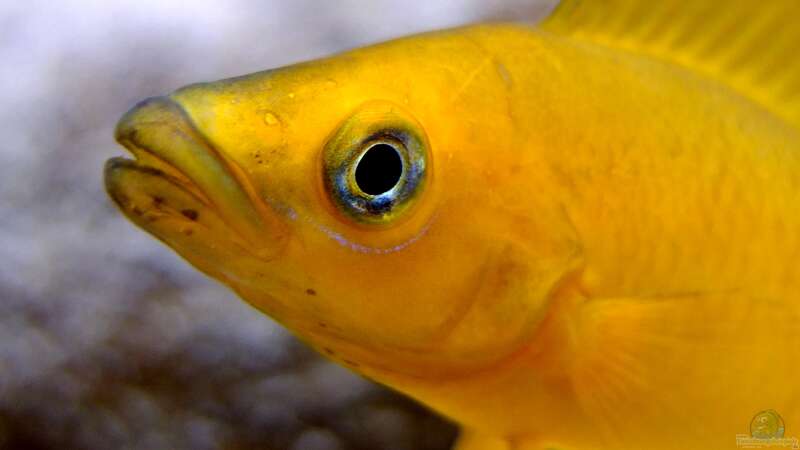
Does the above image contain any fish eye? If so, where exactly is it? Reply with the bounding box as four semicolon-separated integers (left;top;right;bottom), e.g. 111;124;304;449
322;102;429;225
354;142;403;195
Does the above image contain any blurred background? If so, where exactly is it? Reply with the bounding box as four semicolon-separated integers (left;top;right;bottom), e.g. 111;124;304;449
0;1;553;449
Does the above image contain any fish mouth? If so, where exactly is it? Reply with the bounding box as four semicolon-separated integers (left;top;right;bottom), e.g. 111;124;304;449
105;96;284;258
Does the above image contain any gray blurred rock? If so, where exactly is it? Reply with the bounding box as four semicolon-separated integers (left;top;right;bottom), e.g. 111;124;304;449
290;428;344;450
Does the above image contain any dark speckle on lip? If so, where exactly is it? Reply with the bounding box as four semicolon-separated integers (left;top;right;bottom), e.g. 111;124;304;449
181;209;199;221
306;288;317;296
115;193;130;205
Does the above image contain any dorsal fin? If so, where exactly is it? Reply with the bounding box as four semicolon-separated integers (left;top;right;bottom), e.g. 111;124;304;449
540;0;800;130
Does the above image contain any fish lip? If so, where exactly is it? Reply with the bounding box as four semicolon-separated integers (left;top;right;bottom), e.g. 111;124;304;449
112;97;212;204
107;96;286;255
103;156;210;222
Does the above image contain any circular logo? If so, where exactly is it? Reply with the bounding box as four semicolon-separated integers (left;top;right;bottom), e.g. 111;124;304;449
750;409;785;439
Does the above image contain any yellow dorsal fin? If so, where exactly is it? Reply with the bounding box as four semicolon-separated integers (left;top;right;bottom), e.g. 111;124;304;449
541;0;800;129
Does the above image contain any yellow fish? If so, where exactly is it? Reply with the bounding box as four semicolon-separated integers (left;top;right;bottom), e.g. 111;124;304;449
104;1;800;449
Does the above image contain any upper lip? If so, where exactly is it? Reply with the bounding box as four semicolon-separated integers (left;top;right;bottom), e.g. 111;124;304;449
111;96;283;254
114;97;211;203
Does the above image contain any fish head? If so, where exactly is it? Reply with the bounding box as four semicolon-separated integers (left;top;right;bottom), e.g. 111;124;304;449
104;26;582;381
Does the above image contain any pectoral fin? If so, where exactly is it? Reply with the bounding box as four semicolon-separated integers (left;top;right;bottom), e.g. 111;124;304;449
569;292;800;449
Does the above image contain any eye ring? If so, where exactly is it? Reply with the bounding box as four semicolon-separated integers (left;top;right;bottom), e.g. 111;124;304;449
322;103;429;225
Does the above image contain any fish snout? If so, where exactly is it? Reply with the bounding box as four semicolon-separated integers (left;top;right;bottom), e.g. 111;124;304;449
107;96;288;259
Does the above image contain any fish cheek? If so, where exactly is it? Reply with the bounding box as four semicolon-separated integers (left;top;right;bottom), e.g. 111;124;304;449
441;241;577;363
437;195;587;363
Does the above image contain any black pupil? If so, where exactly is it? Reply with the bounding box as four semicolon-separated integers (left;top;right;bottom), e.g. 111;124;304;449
355;143;403;195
